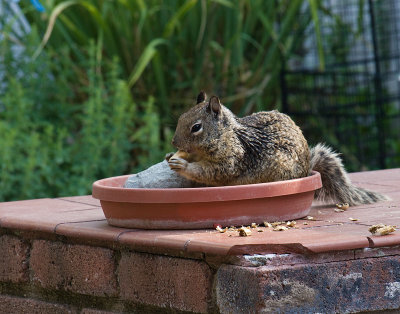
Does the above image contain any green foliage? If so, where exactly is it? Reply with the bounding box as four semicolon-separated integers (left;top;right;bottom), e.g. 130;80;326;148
23;0;318;117
0;26;167;201
130;96;174;171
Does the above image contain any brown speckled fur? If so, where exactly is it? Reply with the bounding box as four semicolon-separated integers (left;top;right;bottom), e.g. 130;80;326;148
168;93;388;205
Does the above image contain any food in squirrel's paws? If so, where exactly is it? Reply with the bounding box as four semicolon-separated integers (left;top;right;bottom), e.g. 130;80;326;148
167;150;189;171
172;150;189;160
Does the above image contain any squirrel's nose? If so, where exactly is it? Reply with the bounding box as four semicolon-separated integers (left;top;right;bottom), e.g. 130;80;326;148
172;137;177;147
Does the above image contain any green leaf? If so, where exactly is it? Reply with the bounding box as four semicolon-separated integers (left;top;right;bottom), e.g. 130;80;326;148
210;0;234;7
163;0;198;38
127;38;168;88
308;0;325;70
33;0;79;59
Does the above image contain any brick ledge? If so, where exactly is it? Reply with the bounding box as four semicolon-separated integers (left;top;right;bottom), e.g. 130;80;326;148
1;168;400;313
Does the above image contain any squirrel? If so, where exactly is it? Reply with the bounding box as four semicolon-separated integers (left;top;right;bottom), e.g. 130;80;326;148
166;91;389;206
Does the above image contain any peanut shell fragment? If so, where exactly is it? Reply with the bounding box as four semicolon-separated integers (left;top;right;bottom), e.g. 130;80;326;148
369;224;396;236
238;227;252;237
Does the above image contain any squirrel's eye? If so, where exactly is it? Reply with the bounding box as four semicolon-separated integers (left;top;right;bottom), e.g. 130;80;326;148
191;123;202;134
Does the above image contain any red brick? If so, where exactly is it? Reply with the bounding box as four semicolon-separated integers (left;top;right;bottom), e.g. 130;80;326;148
0;295;76;314
216;256;400;313
0;235;29;283
118;252;212;313
30;240;117;297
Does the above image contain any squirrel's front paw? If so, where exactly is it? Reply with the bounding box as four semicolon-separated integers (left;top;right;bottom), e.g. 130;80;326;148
168;157;188;172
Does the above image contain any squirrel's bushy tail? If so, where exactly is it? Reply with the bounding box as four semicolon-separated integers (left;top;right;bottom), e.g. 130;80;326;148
310;143;389;205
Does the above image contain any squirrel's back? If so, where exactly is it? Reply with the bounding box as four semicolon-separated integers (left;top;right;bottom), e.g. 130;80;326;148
235;110;310;183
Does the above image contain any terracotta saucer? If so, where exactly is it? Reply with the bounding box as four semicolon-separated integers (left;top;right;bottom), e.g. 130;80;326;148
92;171;322;229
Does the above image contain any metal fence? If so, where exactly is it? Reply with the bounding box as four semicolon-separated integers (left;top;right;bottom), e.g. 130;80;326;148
281;0;400;171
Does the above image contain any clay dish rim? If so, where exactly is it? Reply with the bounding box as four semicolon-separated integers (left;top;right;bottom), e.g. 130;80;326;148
92;171;322;204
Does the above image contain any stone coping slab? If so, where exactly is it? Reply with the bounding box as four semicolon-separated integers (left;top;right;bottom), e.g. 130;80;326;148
0;169;399;256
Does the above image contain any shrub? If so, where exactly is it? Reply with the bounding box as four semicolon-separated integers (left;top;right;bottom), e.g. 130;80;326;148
0;27;168;201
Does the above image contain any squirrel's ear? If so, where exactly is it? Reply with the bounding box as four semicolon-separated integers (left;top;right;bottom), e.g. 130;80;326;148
208;96;221;115
196;91;206;104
